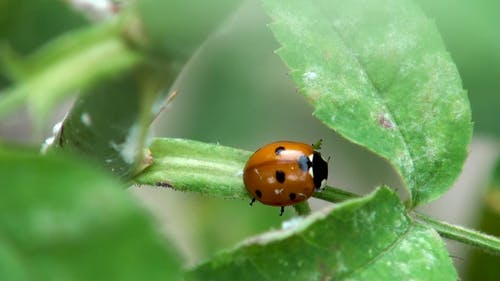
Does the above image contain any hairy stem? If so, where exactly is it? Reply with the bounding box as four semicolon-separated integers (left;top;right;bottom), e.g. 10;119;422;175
293;201;312;216
313;185;359;202
136;138;500;256
414;212;500;256
316;186;500;256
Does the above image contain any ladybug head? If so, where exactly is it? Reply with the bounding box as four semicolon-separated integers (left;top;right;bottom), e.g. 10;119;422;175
312;151;328;189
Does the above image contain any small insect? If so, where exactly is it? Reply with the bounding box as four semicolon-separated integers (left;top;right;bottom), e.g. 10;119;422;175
243;140;329;216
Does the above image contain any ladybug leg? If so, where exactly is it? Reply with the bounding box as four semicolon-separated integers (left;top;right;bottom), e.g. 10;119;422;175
279;206;285;216
249;198;256;206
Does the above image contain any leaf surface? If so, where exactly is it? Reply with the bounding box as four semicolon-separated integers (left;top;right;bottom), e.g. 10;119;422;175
186;187;457;281
0;148;182;281
57;70;153;179
261;0;472;206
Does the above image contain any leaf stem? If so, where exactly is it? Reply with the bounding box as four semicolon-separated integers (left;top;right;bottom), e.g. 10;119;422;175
293;201;312;216
413;212;500;256
313;185;359;203
315;185;500;256
136;138;500;256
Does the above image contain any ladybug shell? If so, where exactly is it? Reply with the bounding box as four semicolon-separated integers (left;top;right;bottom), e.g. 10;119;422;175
243;141;328;207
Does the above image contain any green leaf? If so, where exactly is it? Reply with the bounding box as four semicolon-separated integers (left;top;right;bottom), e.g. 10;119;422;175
134;138;251;199
186;187;457;281
0;148;183;281
0;0;88;94
0;0;87;55
0;21;141;123
56;67;161;179
261;0;472;206
416;0;500;136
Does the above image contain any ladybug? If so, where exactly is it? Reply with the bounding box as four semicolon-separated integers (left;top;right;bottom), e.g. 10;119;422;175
243;141;329;216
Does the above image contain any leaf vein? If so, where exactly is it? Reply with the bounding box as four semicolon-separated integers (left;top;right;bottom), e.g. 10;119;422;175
248;256;274;281
308;2;418;199
340;224;414;279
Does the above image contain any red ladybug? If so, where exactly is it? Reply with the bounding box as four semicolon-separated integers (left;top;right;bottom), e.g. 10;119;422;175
243;141;328;215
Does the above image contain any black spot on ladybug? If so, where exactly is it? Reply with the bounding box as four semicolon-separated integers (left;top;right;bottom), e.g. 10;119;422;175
289;193;296;200
275;170;286;183
275;146;285;155
256;189;262;198
298;155;312;172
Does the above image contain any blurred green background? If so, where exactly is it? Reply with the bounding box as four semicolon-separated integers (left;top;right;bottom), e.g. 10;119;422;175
0;0;498;278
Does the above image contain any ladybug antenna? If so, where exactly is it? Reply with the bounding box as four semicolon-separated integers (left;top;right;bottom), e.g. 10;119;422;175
249;198;256;206
279;206;285;216
312;139;323;150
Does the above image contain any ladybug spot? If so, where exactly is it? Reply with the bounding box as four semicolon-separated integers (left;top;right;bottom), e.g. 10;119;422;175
289;193;296;200
275;170;286;183
275;146;285;155
255;189;262;198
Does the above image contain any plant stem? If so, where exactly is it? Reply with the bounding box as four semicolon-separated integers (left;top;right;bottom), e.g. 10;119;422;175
313;185;359;203
136;138;500;256
293;201;312;216
315;185;500;256
414;212;500;256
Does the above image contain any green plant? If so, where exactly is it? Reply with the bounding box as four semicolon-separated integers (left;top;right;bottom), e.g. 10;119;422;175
0;0;499;280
